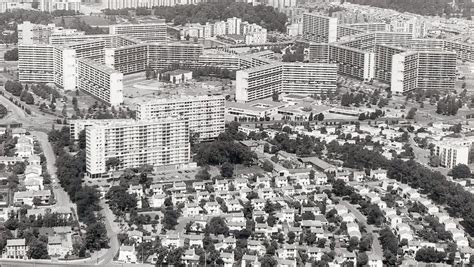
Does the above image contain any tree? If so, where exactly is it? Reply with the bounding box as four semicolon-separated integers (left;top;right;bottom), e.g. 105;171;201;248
317;238;327;248
220;162;234;178
359;234;372;251
272;90;279;102
305;232;317;245
27;239;49;259
406;108;417;119
317;113;325;121
4;48;18;61
429;155;441;167
105;186;137;215
84;222;109;251
262;160;274;172
415;247;446;263
206;217;229;236
358;113;366;121
162;207;179;229
105;157;121;171
195;166;211;180
357;252;368;266
260;255;277;267
450;164;471;179
348;236;359;252
288;231;296;244
33;197;42;206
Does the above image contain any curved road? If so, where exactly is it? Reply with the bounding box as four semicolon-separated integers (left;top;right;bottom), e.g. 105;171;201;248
0;94;121;265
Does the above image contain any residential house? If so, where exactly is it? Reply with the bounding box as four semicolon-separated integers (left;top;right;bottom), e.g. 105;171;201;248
118;245;137;263
4;239;28;259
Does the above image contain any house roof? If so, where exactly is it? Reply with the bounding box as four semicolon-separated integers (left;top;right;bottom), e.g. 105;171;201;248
7;239;25;246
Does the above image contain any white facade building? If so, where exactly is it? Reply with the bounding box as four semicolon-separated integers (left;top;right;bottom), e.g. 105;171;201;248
86;119;190;177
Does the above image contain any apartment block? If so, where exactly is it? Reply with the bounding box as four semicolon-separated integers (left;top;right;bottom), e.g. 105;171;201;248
236;61;338;102
135;95;225;141
281;63;337;95
18;44;54;83
198;50;241;71
337;25;364;40
226;17;242;35
18;21;84;45
105;43;148;74
106;0;203;9
50;34;139;47
236;63;282;102
109;22;167;42
374;44;407;83
328;44;375;81
391;51;456;94
40;0;80;12
77;58;124;106
147;42;203;70
86;118;190;177
346;23;388;32
70;119;132;140
308;43;329;63
53;46;77;91
391;52;418;94
434;142;470;169
303;13;338;43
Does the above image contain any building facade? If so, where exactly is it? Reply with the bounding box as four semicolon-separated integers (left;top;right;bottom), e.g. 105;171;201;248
135;95;225;141
303;13;338;43
86;119;190;177
109;22;167;42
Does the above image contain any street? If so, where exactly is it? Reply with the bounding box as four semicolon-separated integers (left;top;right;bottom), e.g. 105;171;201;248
339;200;384;259
0;90;121;265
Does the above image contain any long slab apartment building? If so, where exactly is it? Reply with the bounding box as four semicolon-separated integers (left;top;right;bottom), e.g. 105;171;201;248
302;12;469;94
18;22;167;106
85;118;190;178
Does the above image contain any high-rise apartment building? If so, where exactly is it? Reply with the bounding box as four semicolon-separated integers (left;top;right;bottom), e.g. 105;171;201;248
236;63;282;102
434;141;470;169
391;51;457;94
147;42;203;70
18;44;54;83
18;22;84;45
86;118;190;177
106;0;202;9
328;44;375;81
303;13;338;43
77;58;124;106
109;22;167;42
309;43;329;63
281;63;338;95
135;95;225;141
236;61;338;102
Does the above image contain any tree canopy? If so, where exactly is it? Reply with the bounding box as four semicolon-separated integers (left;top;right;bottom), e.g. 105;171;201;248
152;0;288;32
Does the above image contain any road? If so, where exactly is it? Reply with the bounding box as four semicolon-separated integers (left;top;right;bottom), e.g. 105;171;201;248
32;131;76;213
0;259;153;267
96;200;120;266
340;200;384;259
0;91;121;265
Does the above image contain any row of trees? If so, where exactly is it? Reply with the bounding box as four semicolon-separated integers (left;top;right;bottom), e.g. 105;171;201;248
0;104;7;119
48;127;109;252
329;141;474;235
31;83;61;101
436;96;462;116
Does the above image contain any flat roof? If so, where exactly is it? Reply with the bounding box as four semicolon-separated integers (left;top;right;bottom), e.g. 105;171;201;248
226;100;286;112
